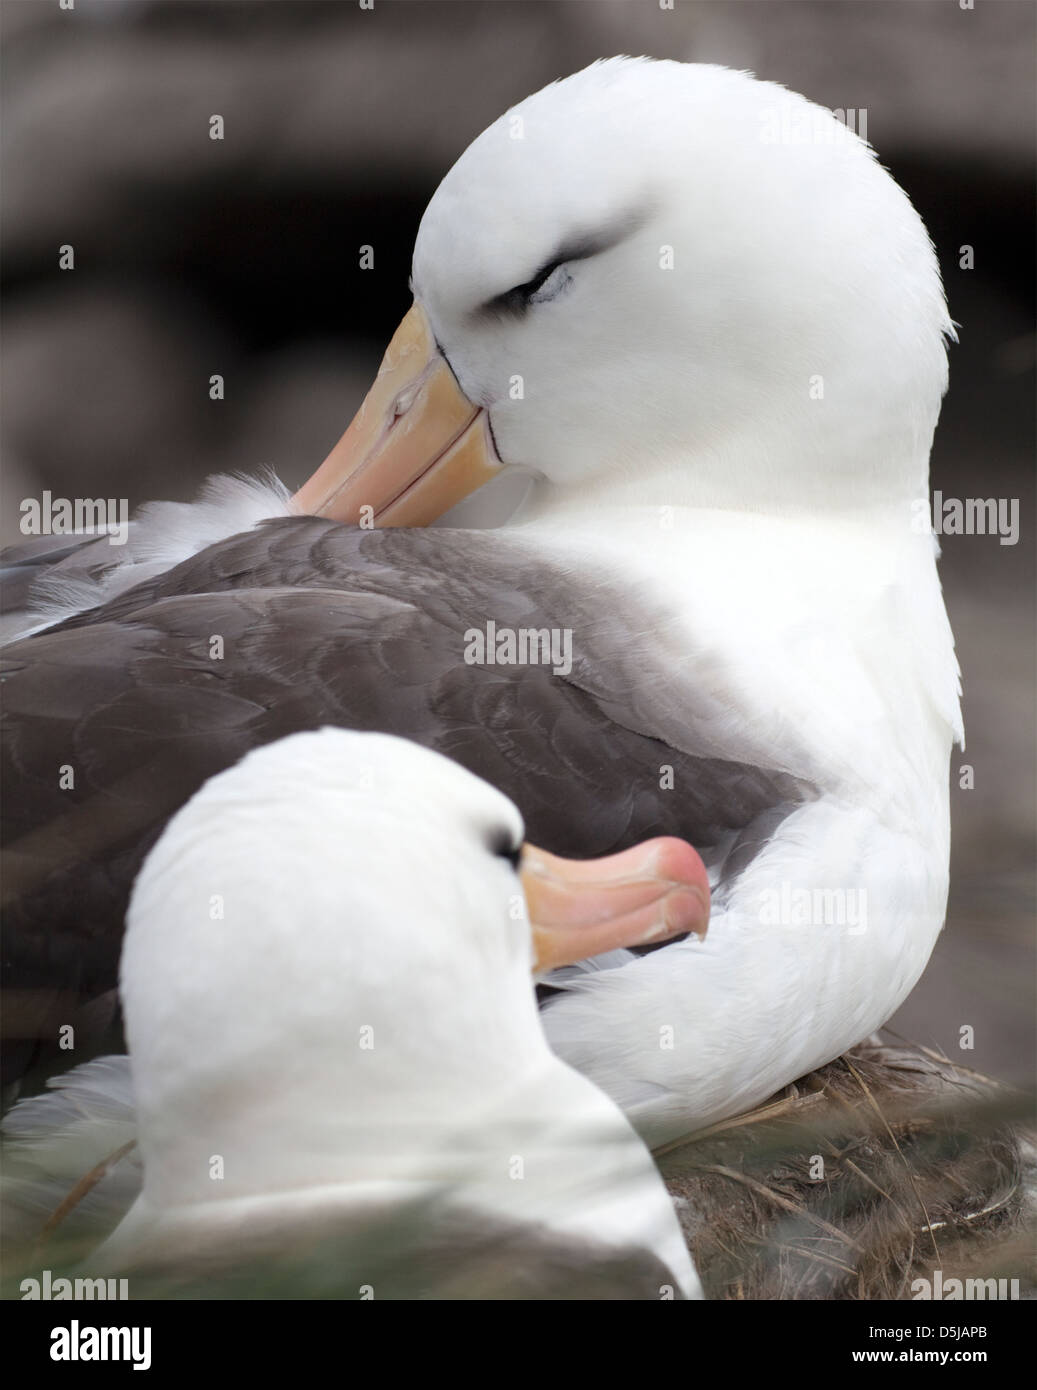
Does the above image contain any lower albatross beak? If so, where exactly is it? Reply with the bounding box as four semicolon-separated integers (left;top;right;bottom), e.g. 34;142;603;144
520;837;710;976
292;302;503;526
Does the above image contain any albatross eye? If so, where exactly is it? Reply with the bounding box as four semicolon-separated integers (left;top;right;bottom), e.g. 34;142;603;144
524;262;572;305
492;832;524;870
484;212;648;317
493;260;572;313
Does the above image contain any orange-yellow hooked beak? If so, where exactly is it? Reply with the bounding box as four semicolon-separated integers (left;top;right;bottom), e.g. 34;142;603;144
520;837;710;976
292;302;503;526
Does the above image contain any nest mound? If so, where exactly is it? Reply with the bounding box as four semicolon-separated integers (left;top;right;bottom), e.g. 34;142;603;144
660;1036;1035;1299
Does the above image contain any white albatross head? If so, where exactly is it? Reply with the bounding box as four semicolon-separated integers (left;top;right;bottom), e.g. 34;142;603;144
295;58;954;528
113;729;703;1295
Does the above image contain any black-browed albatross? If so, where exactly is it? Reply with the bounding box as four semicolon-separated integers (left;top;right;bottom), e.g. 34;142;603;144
1;59;960;1147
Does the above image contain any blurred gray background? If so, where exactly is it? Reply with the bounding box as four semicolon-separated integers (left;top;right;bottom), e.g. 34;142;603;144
2;0;1034;1089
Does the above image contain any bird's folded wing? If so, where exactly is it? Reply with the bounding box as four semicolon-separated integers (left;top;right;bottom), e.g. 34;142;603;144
2;517;812;1088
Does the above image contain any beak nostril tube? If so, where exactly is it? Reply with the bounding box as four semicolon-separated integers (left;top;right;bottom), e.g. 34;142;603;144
392;384;419;418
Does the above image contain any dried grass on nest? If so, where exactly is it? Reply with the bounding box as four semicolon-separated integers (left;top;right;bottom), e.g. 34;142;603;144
658;1033;1036;1300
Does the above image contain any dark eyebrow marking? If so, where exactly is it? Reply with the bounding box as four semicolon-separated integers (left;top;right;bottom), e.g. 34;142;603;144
490;829;523;869
479;207;651;318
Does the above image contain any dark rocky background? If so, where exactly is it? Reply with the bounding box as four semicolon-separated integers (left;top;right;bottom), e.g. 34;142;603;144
2;0;1033;1089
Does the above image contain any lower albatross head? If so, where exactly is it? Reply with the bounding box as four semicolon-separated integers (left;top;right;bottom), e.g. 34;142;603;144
101;728;704;1297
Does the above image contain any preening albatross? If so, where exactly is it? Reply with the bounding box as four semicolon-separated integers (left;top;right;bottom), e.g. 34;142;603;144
1;59;960;1146
2;730;701;1299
